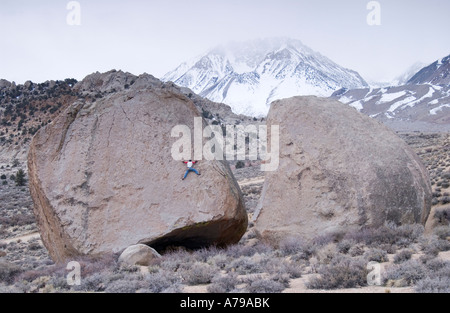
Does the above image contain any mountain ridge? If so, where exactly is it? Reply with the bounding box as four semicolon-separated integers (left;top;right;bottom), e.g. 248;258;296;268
407;54;450;85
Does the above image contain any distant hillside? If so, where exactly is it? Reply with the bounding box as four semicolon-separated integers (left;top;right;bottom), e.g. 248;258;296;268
332;54;450;132
0;79;79;163
0;70;252;165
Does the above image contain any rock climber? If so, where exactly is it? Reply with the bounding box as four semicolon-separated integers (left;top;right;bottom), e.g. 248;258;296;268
182;160;201;180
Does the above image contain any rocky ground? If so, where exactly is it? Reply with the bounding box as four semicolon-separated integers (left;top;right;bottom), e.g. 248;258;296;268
399;132;450;230
0;133;449;293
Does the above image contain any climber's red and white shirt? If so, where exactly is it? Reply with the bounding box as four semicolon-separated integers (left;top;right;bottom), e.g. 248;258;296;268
184;161;197;168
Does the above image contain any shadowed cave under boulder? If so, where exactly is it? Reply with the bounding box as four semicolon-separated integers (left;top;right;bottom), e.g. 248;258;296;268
143;219;248;253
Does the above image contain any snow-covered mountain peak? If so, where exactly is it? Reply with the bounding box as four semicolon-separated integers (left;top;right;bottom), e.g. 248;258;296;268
163;38;368;116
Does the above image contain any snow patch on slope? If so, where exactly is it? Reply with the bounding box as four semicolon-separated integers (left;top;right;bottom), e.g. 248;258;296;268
376;91;407;104
339;96;354;104
430;104;450;115
349;100;363;111
387;96;417;113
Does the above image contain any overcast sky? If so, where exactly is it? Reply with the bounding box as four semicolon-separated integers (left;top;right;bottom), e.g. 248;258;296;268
1;0;449;84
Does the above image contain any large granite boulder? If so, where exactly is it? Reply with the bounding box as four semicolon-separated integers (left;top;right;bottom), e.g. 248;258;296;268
254;96;432;244
28;73;247;263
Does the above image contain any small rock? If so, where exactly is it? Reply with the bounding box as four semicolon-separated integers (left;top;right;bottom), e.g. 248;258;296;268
0;251;6;258
118;244;161;267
